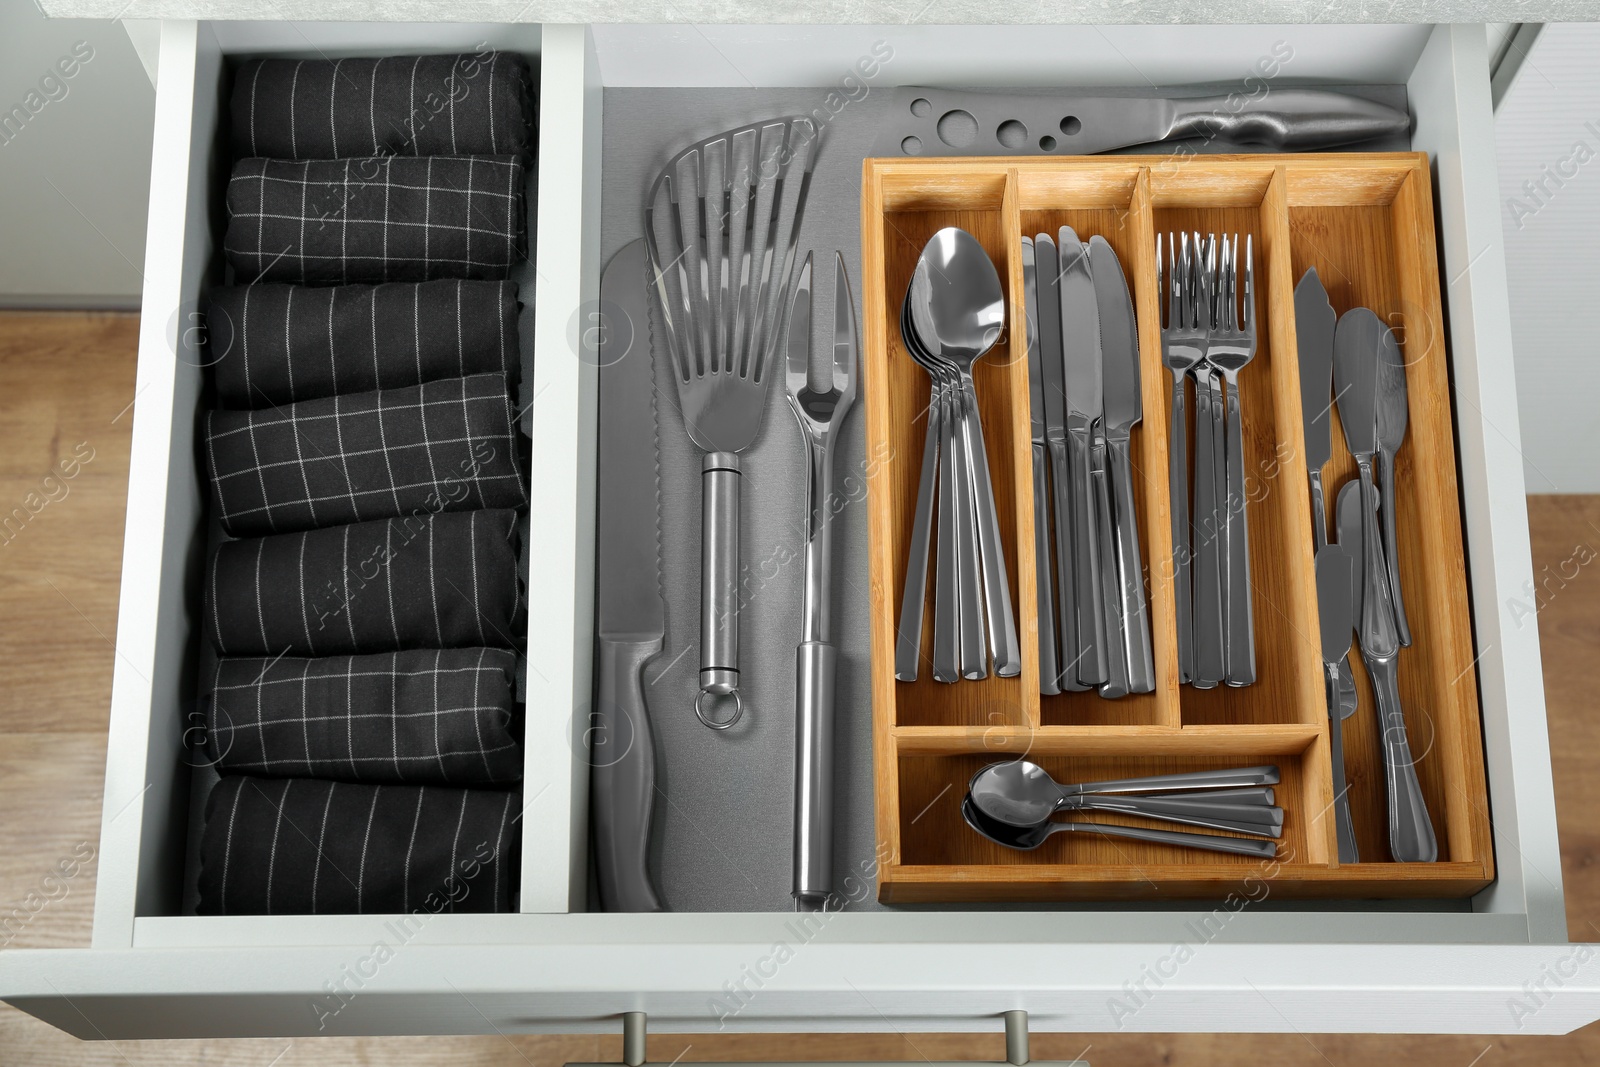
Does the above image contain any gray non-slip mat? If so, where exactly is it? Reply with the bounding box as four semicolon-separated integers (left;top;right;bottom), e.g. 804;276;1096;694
600;84;1410;915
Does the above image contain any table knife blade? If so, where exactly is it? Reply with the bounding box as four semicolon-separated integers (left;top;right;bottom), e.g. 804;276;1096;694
1295;268;1337;540
593;238;666;913
1058;227;1107;687
1035;232;1083;691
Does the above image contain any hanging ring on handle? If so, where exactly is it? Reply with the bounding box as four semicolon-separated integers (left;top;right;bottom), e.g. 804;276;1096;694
694;688;744;730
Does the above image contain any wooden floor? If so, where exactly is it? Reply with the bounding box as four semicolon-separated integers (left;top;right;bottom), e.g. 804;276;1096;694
2;310;1599;1063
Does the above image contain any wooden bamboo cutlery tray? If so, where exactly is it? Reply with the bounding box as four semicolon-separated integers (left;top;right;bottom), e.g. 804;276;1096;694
862;153;1493;903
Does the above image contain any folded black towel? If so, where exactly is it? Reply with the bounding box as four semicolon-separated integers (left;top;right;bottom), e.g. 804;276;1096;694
208;509;524;657
197;775;518;914
224;155;526;286
205;648;521;785
205;373;527;537
232;53;535;163
207;281;520;409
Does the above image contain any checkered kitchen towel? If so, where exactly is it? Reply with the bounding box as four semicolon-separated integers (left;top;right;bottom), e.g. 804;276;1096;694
224;155;527;286
197;775;518;914
231;53;535;163
204;373;527;538
207;280;520;409
205;648;521;786
207;508;525;657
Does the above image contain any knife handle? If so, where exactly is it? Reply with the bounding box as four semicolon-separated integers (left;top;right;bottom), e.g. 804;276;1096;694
1168;373;1194;685
1325;662;1360;863
1309;469;1329;555
1067;423;1107;687
698;452;743;725
1047;439;1087;692
1031;442;1061;696
1093;444;1128;699
593;635;665;912
1109;436;1155;695
1379;448;1412;647
1363;649;1438;862
1167;89;1410;150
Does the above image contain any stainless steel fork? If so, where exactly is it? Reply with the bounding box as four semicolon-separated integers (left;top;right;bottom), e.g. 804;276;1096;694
1187;234;1228;689
1159;233;1212;687
1208;234;1258;686
787;250;858;910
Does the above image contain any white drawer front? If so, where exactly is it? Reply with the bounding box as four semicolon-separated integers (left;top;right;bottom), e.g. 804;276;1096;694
1;17;1595;1041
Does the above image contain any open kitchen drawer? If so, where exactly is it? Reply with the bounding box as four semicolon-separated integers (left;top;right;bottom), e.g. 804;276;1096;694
3;16;1599;1041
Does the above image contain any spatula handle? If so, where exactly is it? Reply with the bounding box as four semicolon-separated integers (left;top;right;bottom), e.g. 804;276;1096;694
697;451;743;728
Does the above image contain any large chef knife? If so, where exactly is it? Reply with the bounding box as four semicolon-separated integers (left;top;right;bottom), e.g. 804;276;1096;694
1295;268;1355;717
1022;237;1061;696
1034;233;1085;692
870;87;1411;158
593;238;666;912
1090;236;1154;696
1058;227;1108;689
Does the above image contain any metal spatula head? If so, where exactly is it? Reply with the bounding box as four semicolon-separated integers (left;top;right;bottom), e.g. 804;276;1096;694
644;117;821;455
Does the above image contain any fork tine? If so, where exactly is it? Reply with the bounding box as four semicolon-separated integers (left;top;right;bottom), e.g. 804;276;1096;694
1221;233;1235;331
787;250;814;388
833;250;856;391
1178;232;1191;328
1242;233;1254;334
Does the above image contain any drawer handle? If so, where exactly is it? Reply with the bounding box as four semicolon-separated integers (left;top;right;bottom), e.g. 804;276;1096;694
569;1011;1090;1067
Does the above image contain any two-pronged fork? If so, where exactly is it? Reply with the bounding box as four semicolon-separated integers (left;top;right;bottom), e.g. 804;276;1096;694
1208;234;1258;686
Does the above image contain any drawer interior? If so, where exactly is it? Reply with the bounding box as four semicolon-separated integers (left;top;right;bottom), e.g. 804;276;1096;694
106;22;1561;951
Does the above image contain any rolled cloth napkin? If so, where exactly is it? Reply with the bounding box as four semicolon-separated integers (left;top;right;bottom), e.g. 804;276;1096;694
205;648;522;785
224;155;526;285
197;775;519;914
231;53;535;163
207;280;520;409
204;373;527;537
207;509;525;657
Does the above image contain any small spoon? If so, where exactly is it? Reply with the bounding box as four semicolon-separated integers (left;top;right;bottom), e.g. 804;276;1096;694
961;797;1278;859
967;759;1280;826
909;229;1021;678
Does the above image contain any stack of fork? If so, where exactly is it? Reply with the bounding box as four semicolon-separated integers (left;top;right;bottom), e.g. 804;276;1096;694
1159;232;1258;689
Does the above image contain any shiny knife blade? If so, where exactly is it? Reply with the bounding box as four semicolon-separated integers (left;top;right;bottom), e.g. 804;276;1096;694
1034;233;1083;691
1023;236;1046;446
1295;268;1337;474
1091;236;1139;436
1035;234;1070;442
1333;307;1384;458
593;237;665;914
1336;478;1364;630
598;239;666;641
1057;230;1102;419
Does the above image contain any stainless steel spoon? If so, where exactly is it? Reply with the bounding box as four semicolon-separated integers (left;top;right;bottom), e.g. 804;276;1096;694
962;797;1278;859
991;789;1283;837
968;758;1280;826
909;228;1021;678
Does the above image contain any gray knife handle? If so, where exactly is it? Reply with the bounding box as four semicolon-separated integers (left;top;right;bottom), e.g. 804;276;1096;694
1067;422;1107;687
1190;369;1226;687
961;372;1022;678
1379;448;1412;647
699;453;742;722
1325;663;1360;863
1309;469;1329;555
952;385;987;680
1356;458;1399;659
1031;443;1061;696
1062;763;1280;797
792;639;837;909
1363;650;1438;862
1167;89;1411;150
593;636;665;912
1109;436;1155;694
1223;380;1256;686
1169;373;1194;685
1063;820;1277;859
1093;446;1128;699
895;383;941;681
1047;439;1087;691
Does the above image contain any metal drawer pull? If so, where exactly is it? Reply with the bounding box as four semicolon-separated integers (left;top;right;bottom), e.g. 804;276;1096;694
568;1012;1090;1067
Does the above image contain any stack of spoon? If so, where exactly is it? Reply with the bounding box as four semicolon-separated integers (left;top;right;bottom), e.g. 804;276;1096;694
963;759;1283;858
894;227;1021;684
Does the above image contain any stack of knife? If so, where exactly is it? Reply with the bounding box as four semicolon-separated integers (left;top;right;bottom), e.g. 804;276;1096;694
1022;229;1155;698
1296;267;1436;863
